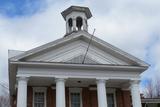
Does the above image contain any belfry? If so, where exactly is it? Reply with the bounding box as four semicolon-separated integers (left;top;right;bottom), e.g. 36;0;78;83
61;6;92;34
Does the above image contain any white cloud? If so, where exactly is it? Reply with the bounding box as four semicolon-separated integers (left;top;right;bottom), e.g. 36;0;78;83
150;38;160;75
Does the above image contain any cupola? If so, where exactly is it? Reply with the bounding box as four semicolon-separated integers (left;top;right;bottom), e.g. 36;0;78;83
61;6;92;35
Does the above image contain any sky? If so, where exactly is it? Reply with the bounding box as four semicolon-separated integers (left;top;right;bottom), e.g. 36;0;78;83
0;0;160;93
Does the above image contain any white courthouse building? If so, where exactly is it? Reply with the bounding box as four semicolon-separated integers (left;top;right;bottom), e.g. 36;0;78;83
9;6;149;107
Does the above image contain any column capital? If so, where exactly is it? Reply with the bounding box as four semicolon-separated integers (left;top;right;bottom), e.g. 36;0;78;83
96;78;109;83
17;76;29;82
96;79;106;84
55;77;67;82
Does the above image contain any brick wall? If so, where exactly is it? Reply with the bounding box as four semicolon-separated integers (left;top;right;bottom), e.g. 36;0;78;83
122;90;132;107
11;87;132;107
82;88;91;107
47;87;55;107
116;89;132;107
66;87;69;107
116;89;124;107
27;86;33;107
90;90;98;107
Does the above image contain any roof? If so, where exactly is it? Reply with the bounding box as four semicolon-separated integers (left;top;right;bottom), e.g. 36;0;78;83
9;31;149;67
141;98;160;103
61;6;92;20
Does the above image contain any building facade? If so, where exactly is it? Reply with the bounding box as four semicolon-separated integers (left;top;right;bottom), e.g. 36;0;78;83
141;98;160;107
9;6;149;107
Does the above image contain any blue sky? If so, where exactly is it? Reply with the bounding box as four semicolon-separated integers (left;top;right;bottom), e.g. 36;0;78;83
0;0;160;93
0;0;47;17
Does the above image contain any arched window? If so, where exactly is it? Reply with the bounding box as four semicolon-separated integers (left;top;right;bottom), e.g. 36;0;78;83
76;17;82;30
68;18;73;32
68;18;73;27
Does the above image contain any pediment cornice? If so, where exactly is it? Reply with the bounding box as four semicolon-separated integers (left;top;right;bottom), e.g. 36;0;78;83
9;31;149;67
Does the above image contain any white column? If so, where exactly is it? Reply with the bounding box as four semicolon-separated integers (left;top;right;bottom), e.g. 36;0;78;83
83;18;88;31
56;78;66;107
73;18;77;31
66;21;69;34
17;77;28;107
97;79;108;107
130;80;142;107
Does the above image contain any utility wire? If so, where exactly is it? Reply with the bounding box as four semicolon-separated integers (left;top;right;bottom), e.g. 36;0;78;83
0;84;9;90
82;29;96;64
0;81;9;90
0;81;8;85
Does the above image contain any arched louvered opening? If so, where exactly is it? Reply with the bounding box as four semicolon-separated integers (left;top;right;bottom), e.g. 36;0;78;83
76;17;83;30
68;18;73;32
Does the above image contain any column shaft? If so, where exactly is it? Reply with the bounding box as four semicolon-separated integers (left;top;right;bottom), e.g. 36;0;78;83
83;18;88;31
56;78;66;107
130;81;142;107
73;18;76;31
97;79;108;107
66;21;69;34
17;77;28;107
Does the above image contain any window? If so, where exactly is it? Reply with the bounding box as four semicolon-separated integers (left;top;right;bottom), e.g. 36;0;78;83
71;93;81;107
107;93;115;107
69;88;82;107
34;92;45;107
106;89;117;107
33;87;46;107
76;17;83;30
68;18;73;27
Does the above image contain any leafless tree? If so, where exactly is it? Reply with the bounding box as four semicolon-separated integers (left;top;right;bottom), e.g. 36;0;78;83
0;81;10;107
0;96;10;107
143;77;160;98
155;76;160;98
143;78;154;98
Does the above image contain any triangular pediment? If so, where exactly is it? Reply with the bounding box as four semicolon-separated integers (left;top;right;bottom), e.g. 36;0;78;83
65;55;99;64
9;31;148;66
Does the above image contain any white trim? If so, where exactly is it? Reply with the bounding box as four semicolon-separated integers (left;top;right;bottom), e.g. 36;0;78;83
17;66;142;81
32;87;47;107
9;30;148;67
12;61;147;71
69;88;82;107
17;73;140;81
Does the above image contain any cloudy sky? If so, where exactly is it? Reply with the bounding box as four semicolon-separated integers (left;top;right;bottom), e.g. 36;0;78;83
0;0;160;91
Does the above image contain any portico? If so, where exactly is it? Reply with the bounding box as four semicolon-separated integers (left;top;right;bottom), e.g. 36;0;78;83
14;61;144;107
15;76;142;107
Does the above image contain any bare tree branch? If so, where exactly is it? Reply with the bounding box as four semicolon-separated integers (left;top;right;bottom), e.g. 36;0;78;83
143;77;160;98
0;82;10;107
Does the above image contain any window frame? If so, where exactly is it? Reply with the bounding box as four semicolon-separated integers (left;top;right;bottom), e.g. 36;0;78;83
32;87;47;107
69;88;83;107
106;88;117;107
